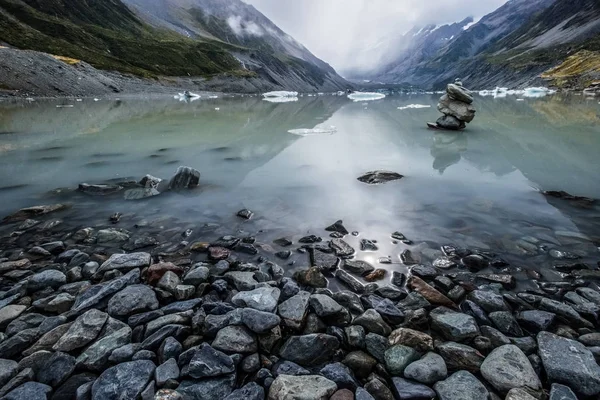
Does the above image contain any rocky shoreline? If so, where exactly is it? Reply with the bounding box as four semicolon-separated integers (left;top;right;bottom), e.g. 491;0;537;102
0;169;600;400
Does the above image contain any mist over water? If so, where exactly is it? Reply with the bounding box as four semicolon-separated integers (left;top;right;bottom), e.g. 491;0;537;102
1;93;599;287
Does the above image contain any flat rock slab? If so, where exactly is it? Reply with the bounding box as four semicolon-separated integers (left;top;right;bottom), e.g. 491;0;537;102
357;171;404;184
268;375;337;400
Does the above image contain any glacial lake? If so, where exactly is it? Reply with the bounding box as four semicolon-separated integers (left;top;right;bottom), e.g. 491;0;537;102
1;93;599;288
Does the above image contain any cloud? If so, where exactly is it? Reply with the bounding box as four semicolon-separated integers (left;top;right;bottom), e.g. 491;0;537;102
227;15;264;37
243;0;507;71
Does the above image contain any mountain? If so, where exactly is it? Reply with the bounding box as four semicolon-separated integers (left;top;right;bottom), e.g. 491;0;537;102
0;0;348;92
354;0;600;90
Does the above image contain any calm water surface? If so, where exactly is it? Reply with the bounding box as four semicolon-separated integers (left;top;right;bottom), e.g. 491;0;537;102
1;93;599;286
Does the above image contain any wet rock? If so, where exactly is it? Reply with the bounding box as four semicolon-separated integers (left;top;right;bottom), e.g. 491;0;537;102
384;344;420;375
434;370;488;400
330;389;354;400
360;239;379;251
516;310;555;333
436;115;464;130
294;267;327;288
27;269;66;292
91;360;155;400
278;291;310;330
365;332;389;364
408;276;456;309
169;166;200;190
480;344;541;394
185;343;234;379
53;309;107;351
357;171;404;184
52;373;96;400
391;377;437;399
0;359;18;387
310;249;339;271
364;269;387;282
156;358;179;387
320;362;358;390
97;252;150;275
447;83;474;103
224;382;265;400
436;342;484;373
273;360;311;377
3;382;52;400
279;334;340;366
404;352;447;384
430;307;479;341
147;263;184;286
177;375;236;400
242;308;281;334
468;290;510;313
489;311;523;337
157;271;180;292
2;204;68;223
0;305;26;329
224;271;258;291
388;328;433;353
460;254;488;270
438;94;476;123
268;375;337;400
76;327;132;371
37;351;76;387
107;284;159;317
309;294;343;317
209;247;230;261
538;331;600;396
336;270;365;293
343;351;377;380
236;209;253;219
549;383;577;400
354;309;392;336
212;326;257;353
506;388;538;400
539;297;593;328
183;265;210;285
330;239;355;257
325;220;349;235
232;287;280;313
364;378;394;400
124;188;161;200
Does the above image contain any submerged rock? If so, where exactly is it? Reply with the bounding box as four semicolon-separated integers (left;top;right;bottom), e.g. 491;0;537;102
357;171;404;185
436;115;465;131
168;166;200;190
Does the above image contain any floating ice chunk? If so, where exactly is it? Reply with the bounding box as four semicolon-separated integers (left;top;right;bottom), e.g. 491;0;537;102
263;91;299;98
522;87;556;98
397;104;431;110
263;97;298;103
215;108;220;111
337;91;345;96
348;92;386;102
288;125;337;136
516;99;525;101
56;105;74;108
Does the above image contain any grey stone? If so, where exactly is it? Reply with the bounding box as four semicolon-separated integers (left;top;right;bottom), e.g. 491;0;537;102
109;343;140;364
309;294;343;317
354;309;391;336
177;375;235;400
107;285;159;317
436;342;484;373
438;94;476;122
404;352;448;385
71;268;140;313
268;375;337;400
169;166;200;190
97;252;151;274
516;310;555;333
506;388;538;400
0;329;41;359
345;325;365;348
278;291;310;330
320;362;358;390
27;269;66;292
330;239;355;257
273;361;311;377
480;344;541;394
436;115;464;130
242;308;281;334
97;229;130;243
365;333;389;364
224;382;264;400
224;271;258;291
279;334;340;367
343;260;375;275
186;343;234;378
212;326;257;353
335;270;365;293
3;382;52;400
157;271;180;292
0;359;18;387
391;377;437;400
430;307;479;342
91;360;155;400
0;305;26;330
384;345;420;375
356;387;375;400
549;383;577;400
232;287;280;313
447;83;474;103
468;290;510;313
37;351;76;387
53;309;107;352
156;358;180;387
183;265;210;286
489;311;523;337
76;327;132;371
434;370;489;400
538;331;600;396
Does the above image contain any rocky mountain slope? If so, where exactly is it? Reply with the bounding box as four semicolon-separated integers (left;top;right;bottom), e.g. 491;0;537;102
0;0;349;93
354;0;600;90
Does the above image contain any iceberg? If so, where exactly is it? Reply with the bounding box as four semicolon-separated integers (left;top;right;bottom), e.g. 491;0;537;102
263;97;298;103
288;125;337;136
522;87;556;98
175;92;201;102
397;104;431;110
263;91;299;98
347;92;386;102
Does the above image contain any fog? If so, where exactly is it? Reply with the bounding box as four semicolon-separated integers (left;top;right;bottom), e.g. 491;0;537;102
243;0;507;73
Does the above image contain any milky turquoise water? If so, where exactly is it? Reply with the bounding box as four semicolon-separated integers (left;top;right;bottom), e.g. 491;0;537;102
1;93;599;282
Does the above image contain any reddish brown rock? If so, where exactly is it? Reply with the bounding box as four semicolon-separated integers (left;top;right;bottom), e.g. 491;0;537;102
208;246;230;261
331;389;354;400
147;262;184;285
364;269;386;282
408;276;457;309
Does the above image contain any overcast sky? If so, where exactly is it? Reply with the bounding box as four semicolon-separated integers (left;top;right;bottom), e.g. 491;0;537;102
243;0;507;71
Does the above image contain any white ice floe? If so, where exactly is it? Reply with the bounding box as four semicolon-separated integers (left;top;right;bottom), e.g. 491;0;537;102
522;87;556;98
263;91;299;98
347;92;386;102
288;125;337;136
397;104;431;110
516;99;525;101
337;91;346;96
56;105;74;108
263;97;298;103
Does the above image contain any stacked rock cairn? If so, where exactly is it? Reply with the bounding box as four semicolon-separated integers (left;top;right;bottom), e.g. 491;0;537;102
435;79;476;130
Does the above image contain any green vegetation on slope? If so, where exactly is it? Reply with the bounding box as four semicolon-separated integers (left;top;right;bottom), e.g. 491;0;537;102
0;0;243;77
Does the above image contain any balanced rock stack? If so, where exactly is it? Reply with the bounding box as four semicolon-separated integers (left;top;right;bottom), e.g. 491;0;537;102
435;80;476;130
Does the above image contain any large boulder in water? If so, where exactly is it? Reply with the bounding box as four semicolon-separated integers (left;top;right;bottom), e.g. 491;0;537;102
436;115;465;131
169;166;200;190
438;95;476;123
447;84;473;104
